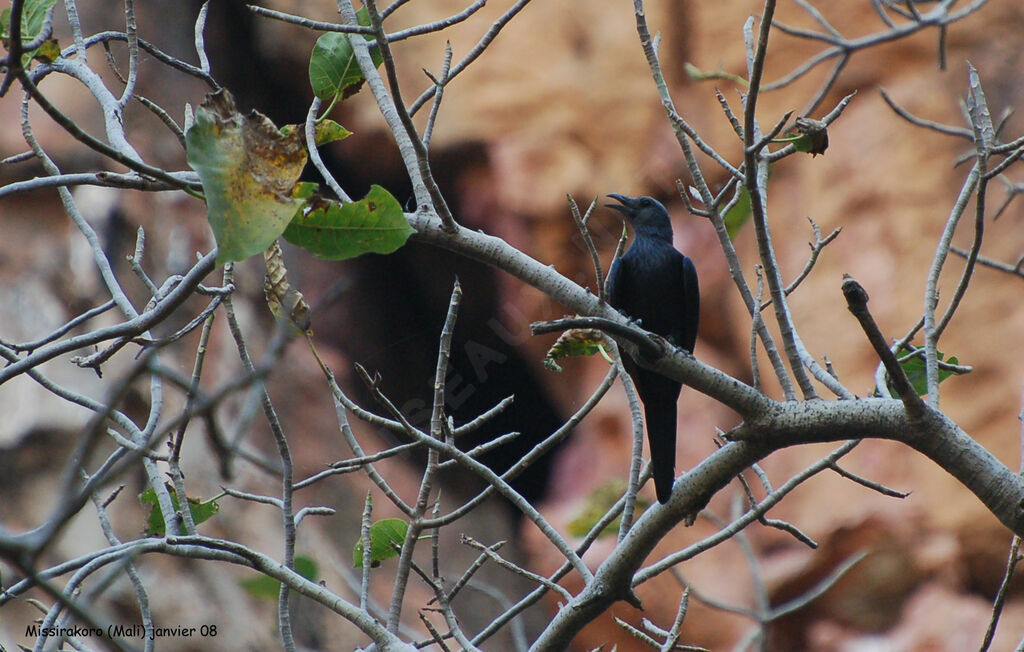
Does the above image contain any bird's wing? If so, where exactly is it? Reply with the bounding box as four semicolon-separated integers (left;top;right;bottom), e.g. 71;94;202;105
677;254;700;353
607;256;628;312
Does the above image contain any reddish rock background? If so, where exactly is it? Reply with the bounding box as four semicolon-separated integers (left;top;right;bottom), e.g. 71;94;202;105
3;1;1024;650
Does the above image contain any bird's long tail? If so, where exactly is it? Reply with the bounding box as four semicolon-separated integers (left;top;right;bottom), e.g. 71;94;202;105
643;389;678;505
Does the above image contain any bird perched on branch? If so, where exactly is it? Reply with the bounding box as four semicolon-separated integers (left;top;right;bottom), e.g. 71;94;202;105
605;194;700;504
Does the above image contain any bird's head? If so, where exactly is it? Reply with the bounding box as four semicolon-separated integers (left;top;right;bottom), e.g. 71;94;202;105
606;194;673;241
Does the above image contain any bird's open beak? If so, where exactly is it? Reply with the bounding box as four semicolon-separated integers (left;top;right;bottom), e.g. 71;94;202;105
605;193;636;215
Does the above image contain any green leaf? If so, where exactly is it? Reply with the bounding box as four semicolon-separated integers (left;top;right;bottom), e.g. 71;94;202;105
893;346;966;397
683;62;748;87
185;89;307;265
793;135;814;153
567;481;649;539
139;486;220;537
543;329;611;372
353;518;409;568
308;8;383;101
724;186;752;239
722;162;774;238
283;185;415;260
189;496;220;525
1;0;59;67
279;119;353;147
241;555;319;601
780;117;829;156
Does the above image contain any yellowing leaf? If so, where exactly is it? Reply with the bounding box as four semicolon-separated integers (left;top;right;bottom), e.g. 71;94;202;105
683;62;748;87
185;89;308;265
279;119;353;147
312;119;353;145
1;0;59;68
567;480;648;538
543;329;610;372
264;240;311;333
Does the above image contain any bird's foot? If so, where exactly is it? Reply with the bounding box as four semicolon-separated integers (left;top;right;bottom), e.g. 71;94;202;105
636;332;673;364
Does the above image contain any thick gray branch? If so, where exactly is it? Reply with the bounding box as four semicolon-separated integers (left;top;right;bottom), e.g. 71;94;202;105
402;209;1024;647
531;399;1024;649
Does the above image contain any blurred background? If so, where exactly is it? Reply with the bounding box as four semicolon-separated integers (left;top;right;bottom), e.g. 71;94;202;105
3;0;1024;649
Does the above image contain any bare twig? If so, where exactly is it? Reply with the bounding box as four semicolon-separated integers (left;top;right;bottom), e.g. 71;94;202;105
342;0;456;230
461;535;573;602
568;195;606;301
842;275;925;416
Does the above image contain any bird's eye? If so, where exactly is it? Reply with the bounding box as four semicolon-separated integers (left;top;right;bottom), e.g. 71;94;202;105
641;198;651;207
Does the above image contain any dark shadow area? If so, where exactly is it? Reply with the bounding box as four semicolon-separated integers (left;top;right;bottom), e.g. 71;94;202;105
196;0;568;512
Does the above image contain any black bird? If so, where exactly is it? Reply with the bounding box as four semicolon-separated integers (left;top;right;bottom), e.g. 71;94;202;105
605;194;699;504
